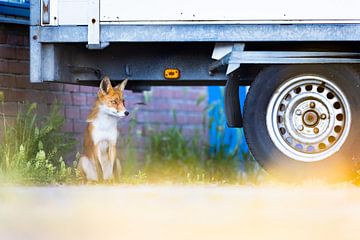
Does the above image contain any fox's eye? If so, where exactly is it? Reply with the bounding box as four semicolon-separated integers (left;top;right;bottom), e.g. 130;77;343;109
111;100;117;104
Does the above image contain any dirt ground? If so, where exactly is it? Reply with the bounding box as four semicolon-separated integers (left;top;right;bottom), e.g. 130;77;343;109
1;184;360;240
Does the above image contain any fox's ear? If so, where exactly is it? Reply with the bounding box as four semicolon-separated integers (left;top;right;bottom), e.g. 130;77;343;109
114;78;128;91
99;76;112;94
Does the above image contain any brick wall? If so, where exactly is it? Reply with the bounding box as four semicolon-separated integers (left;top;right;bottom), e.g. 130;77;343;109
0;23;208;154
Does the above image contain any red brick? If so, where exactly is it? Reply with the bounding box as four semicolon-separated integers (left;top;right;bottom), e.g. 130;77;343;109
6;34;18;45
0;74;15;88
41;91;60;105
58;106;65;117
16;47;29;60
54;92;72;105
0;31;7;44
47;83;64;91
86;95;97;105
74;136;83;150
80;108;90;120
62;119;74;132
173;89;184;98
31;83;46;90
189;114;203;125
23;90;45;103
7;34;24;46
92;87;99;93
0;46;16;59
64;84;79;92
150;113;174;124
73;120;87;133
72;93;87;106
152;88;170;98
43;105;64;117
8;61;29;75
182;127;201;138
36;103;50;116
80;85;95;93
2;89;26;102
151;88;161;97
15;75;32;89
23;35;29;46
0;60;8;73
65;106;80;119
0;102;19;116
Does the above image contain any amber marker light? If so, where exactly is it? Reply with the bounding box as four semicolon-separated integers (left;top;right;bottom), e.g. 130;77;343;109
164;68;180;79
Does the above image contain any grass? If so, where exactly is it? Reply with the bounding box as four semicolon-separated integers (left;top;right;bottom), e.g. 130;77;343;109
0;102;78;184
0;90;265;185
120;92;266;185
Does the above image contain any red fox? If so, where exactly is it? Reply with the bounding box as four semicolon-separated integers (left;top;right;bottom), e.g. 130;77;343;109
77;76;129;181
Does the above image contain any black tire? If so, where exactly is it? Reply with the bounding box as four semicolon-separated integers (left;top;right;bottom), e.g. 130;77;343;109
244;65;360;182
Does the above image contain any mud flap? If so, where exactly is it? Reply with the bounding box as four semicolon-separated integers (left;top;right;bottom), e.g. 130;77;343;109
225;78;243;128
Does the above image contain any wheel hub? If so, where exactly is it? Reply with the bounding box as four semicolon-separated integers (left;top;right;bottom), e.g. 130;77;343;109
266;76;351;162
303;110;319;127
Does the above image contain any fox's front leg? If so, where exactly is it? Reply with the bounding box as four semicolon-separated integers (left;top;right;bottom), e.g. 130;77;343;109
78;155;98;181
103;143;116;180
98;143;116;180
94;145;104;181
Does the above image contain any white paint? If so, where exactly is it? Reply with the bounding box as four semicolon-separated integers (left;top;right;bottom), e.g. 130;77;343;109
100;0;360;22
88;0;100;45
49;0;58;25
56;0;89;25
48;0;360;26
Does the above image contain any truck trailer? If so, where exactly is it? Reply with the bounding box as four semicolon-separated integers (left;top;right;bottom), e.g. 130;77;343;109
30;0;360;181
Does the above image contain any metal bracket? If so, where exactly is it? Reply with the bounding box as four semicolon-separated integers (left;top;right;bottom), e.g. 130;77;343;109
86;42;110;50
211;43;245;75
86;0;109;49
210;43;360;75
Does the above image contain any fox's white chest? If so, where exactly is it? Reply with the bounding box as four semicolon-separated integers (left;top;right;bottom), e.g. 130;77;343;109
91;114;118;145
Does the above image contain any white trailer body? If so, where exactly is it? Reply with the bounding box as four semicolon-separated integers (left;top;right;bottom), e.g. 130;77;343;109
31;0;360;181
47;0;360;25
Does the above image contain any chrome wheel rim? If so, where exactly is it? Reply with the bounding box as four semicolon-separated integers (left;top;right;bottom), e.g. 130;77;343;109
266;75;351;162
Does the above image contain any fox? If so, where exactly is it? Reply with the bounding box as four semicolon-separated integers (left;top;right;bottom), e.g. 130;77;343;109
77;76;129;182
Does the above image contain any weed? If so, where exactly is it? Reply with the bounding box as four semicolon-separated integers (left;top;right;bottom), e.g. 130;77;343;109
120;92;265;184
0;102;77;184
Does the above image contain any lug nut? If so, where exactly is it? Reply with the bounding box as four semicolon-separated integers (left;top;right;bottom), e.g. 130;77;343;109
313;127;319;134
309;102;316;108
320;114;326;120
295;109;302;116
297;125;304;131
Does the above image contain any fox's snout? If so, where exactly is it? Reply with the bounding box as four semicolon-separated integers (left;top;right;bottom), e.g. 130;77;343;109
114;110;129;117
